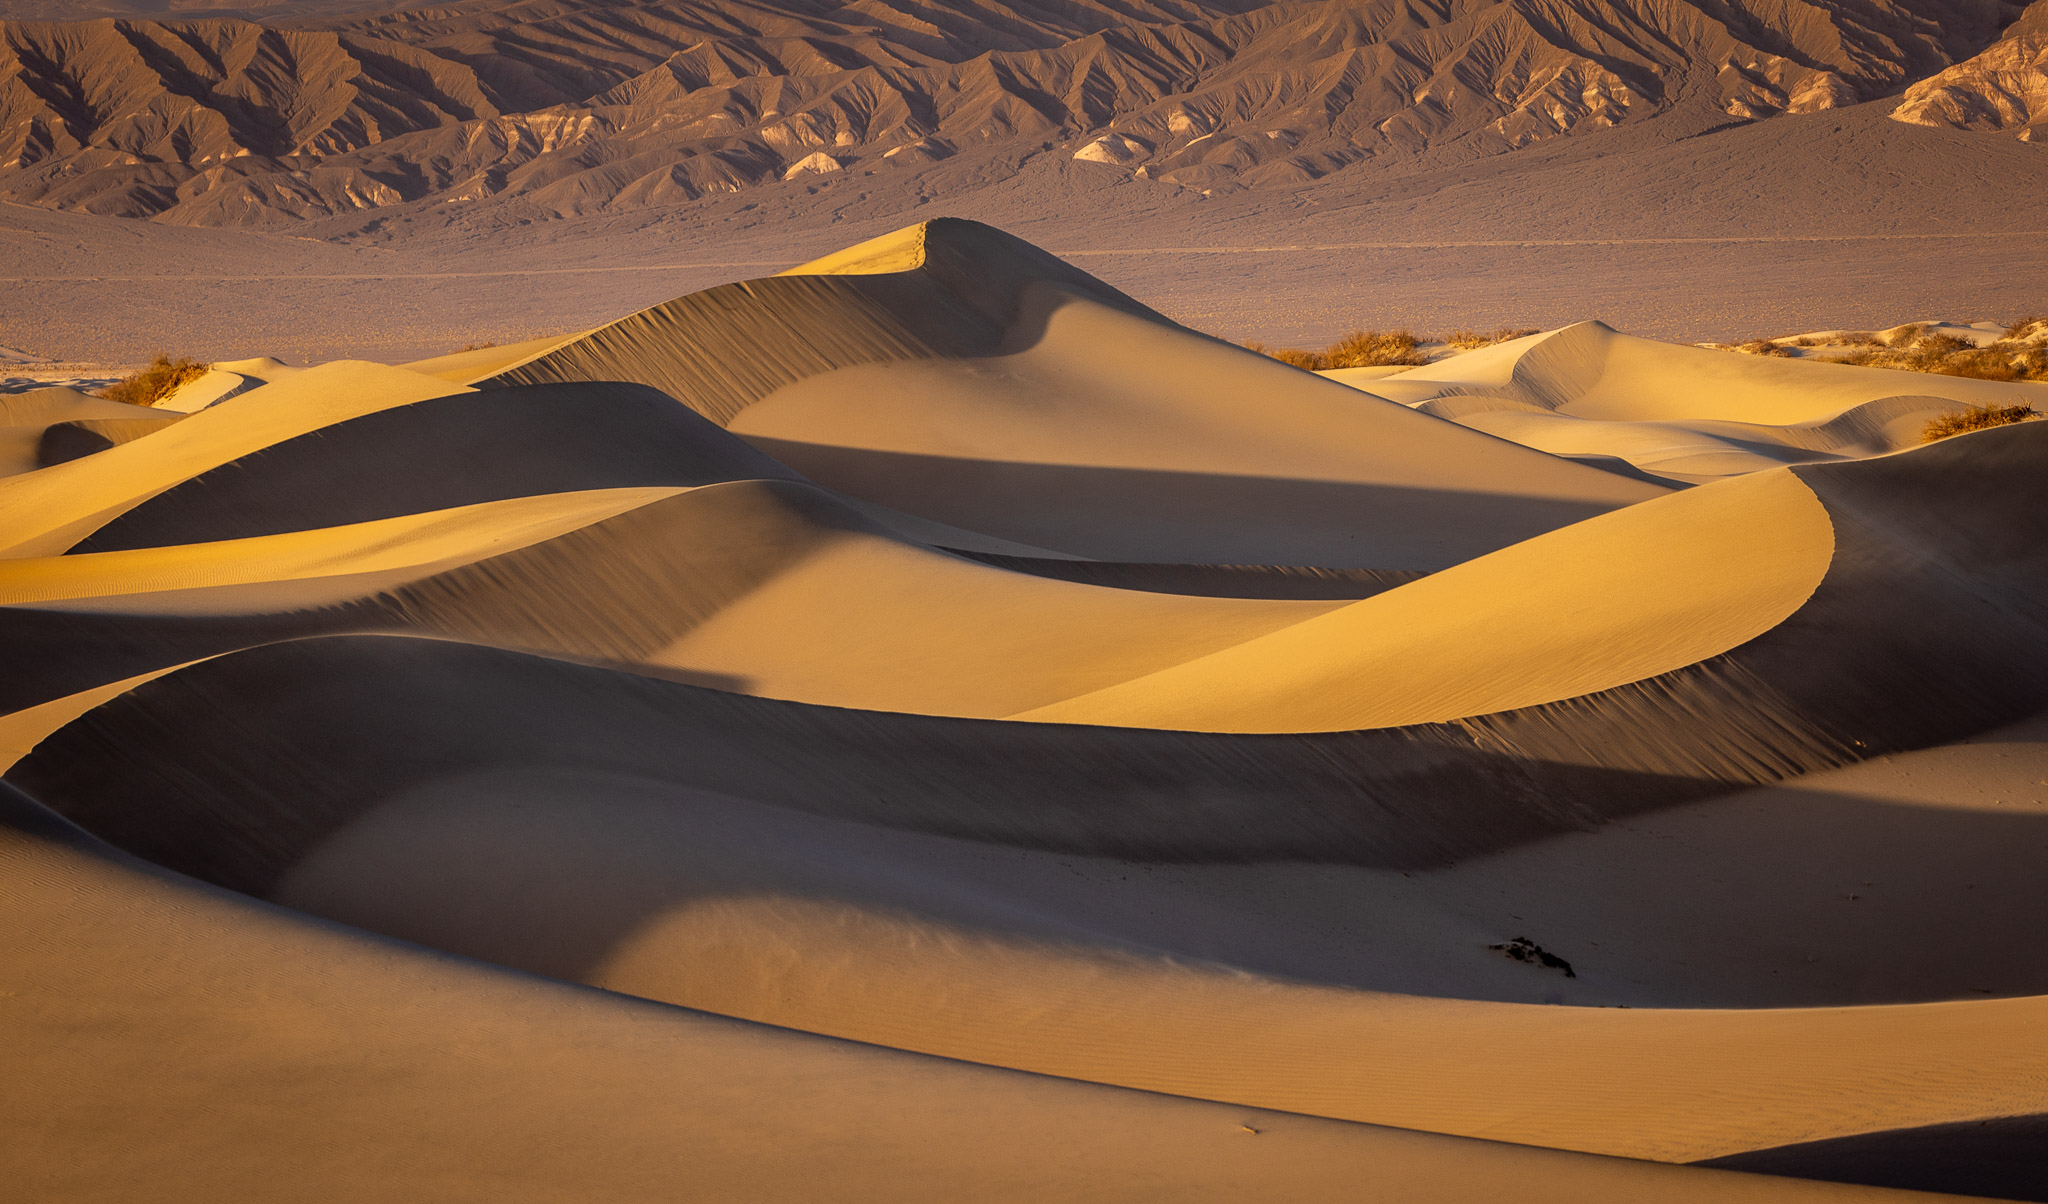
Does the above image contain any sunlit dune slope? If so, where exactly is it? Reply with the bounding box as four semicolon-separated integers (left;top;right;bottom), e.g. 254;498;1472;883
1342;321;2048;483
6;789;1919;1204
0;386;170;477
485;219;1666;569
15;426;2048;1185
1011;468;1832;730
0;360;467;557
7;218;2048;1203
16;420;2048;880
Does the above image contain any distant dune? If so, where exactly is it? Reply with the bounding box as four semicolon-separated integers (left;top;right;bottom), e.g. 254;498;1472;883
3;219;2048;1199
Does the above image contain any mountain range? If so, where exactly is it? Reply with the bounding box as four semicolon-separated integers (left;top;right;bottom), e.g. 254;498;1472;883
1;0;2042;226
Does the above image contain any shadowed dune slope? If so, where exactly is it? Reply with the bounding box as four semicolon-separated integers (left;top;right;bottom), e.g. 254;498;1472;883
0;359;467;557
15;643;2048;1171
1010;467;1832;730
10;217;2048;1201
0;387;166;477
487;219;1666;568
72;380;802;550
6;789;1921;1204
9;420;2046;888
478;220;1164;419
0;477;1345;721
7;421;2048;820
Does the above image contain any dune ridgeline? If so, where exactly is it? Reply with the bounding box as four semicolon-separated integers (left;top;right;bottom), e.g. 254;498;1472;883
4;218;2048;1202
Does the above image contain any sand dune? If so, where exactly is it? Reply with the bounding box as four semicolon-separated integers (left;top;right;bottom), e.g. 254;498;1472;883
0;359;467;557
0;386;168;474
1341;320;2048;482
4;785;1962;1203
5;221;2048;1200
490;221;1665;568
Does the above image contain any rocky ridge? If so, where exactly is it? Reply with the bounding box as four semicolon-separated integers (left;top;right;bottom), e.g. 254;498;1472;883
0;0;2038;224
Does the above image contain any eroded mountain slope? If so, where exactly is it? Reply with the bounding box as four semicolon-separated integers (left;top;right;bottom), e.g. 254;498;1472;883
0;0;2033;224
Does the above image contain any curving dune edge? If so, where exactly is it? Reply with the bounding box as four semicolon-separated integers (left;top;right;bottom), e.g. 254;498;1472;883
4;219;2048;1202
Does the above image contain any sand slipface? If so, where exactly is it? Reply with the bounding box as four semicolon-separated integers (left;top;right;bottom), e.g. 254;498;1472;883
4;219;2048;1201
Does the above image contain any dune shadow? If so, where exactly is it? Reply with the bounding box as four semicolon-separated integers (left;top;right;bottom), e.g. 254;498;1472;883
742;438;1625;569
3;630;2020;900
942;551;1429;599
1698;1114;2048;1202
72;381;798;552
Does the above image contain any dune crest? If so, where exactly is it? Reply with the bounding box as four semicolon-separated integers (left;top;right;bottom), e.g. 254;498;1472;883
1342;319;2048;482
5;220;2048;1201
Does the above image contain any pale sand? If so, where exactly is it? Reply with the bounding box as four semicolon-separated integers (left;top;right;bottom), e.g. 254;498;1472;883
0;385;160;477
264;765;2048;1163
0;488;685;610
1012;469;1832;730
1337;320;2048;483
402;331;588;384
5;218;2046;1200
8;790;1927;1203
0;360;467;556
491;220;1667;570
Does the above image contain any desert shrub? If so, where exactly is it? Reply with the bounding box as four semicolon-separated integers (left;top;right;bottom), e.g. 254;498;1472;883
1921;403;2040;442
455;341;499;352
1446;327;1539;349
1253;325;1537;366
1735;339;1795;357
1916;333;1975;356
1325;329;1427;368
99;354;210;407
1832;325;2048;379
2004;314;2045;341
1243;340;1329;370
1883;324;1927;347
1931;349;2021;381
1272;347;1329;370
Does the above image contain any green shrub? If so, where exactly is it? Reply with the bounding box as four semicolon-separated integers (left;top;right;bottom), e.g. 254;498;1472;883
98;354;211;407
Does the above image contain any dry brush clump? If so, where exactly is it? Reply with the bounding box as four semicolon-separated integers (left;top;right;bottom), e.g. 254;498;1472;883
1445;327;1540;350
1839;325;2048;382
1735;339;1796;358
1241;340;1332;370
1327;329;1428;368
98;354;211;407
1719;316;2048;382
1244;325;1538;370
1921;403;2042;442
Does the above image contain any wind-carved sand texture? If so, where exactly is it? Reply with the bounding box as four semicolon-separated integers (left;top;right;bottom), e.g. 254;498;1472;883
4;219;2048;1202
